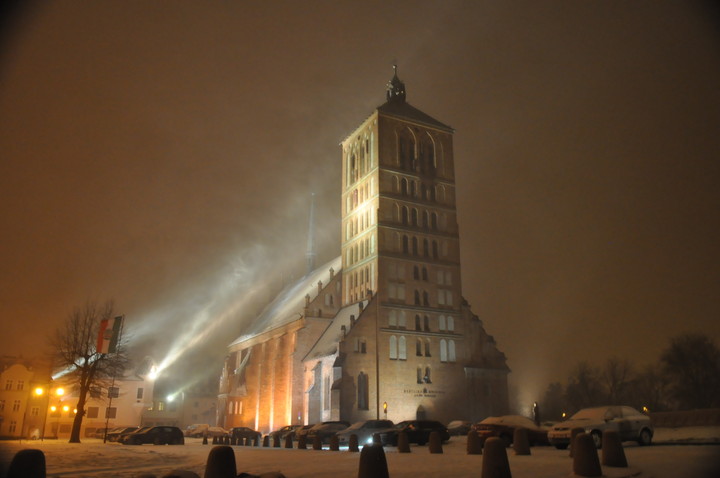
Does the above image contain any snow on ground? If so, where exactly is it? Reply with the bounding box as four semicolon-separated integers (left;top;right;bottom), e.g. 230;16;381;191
1;429;719;478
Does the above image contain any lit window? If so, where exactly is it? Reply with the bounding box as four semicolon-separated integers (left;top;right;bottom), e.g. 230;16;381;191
389;336;398;360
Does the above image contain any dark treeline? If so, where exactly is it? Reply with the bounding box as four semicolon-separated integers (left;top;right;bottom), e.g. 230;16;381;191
540;333;720;420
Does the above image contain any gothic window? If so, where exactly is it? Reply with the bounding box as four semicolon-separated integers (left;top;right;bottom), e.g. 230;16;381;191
402;236;409;254
401;178;408;196
358;372;369;410
424;340;431;357
412;237;418;255
449;340;456;362
423;315;430;332
432;241;439;259
389;336;398;359
423;291;430;307
424;367;432;384
411;208;418;226
401;206;409;225
431;213;438;230
416;339;422;356
414;290;421;306
410;180;417;197
422;267;428;281
398;311;407;329
440;339;448;362
415;314;421;331
417;367;423;384
423;239;429;257
389;310;397;328
398;336;407;360
413;266;420;280
423;211;430;230
447;316;455;332
439;315;446;331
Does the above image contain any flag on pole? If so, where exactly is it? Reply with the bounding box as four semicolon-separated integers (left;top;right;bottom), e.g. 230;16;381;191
97;316;123;354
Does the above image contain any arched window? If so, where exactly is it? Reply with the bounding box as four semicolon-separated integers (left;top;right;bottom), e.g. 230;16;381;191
417;367;423;384
402;236;409;254
410;180;417;197
413;266;420;280
399;311;407;329
449;340;456;362
440;339;448;362
423;238;429;257
412;237;419;256
401;206;409;225
424;367;432;384
424;340;431;357
432;241;439;258
389;310;397;328
411;208;418;226
416;339;422;356
358;372;369;410
431;213;438;230
439;315;446;331
415;315;421;331
423;315;430;332
414;290;421;305
423;211;430;230
401;178;408;196
389;336;398;359
422;267;428;281
399;336;407;360
447;316;455;332
423;291;430;307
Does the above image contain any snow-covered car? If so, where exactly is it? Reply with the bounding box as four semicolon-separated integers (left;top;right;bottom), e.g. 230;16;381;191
305;421;350;444
547;405;653;449
107;426;142;442
205;427;229;438
336;419;394;446
472;415;550;447
376;420;449;446
269;425;303;441
120;426;184;445
446;420;472;436
229;426;261;443
183;424;210;438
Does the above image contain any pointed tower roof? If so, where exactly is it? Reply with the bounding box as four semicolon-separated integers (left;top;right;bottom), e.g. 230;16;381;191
377;65;453;133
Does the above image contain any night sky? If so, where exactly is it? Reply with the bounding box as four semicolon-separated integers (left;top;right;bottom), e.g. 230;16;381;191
1;1;719;410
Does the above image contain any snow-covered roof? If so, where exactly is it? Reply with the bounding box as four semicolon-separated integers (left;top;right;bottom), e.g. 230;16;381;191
229;256;342;346
304;299;368;361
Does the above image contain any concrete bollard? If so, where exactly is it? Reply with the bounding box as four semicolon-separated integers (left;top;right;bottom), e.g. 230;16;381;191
7;449;46;478
481;437;511;478
262;435;270;447
329;435;340;451
428;431;443;454
298;434;307;449
284;434;293;449
246;436;253;447
467;430;483;455
312;435;322;450
254;434;260;447
512;427;531;455
230;436;237;446
357;444;390;478
272;434;280;448
204;446;237;478
202;435;208;445
348;434;359;452
372;433;381;445
569;427;585;457
601;430;628;467
572;433;602;477
397;430;411;453
212;436;218;445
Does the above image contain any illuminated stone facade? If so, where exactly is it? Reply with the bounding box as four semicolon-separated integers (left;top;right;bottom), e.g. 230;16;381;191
219;70;509;433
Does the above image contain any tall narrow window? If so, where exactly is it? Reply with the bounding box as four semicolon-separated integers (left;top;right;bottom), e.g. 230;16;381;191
414;290;421;305
440;339;448;362
398;311;407;329
424;340;431;357
424;367;432;384
389;336;398;359
423;315;430;332
358;373;369;410
412;237;418;255
415;314;421;330
417;367;423;384
439;315;446;331
399;336;407;360
389;310;397;328
449;340;456;362
448;316;455;332
413;266;420;280
416;339;422;356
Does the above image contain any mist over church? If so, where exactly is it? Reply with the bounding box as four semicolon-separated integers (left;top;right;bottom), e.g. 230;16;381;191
218;69;509;432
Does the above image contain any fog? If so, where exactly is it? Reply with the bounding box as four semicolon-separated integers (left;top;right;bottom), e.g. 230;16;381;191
1;1;719;407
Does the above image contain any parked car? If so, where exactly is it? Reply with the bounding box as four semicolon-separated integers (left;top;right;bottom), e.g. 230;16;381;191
306;421;351;444
205;426;229;438
547;405;653;449
293;424;316;441
229;426;262;443
336;420;394;446
106;426;140;442
183;424;210;438
472;415;550;447
376;420;450;446
446;420;472;436
120;426;185;445
269;425;303;441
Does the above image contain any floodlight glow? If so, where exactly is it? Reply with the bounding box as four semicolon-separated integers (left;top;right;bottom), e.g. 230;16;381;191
148;365;158;381
56;388;65;396
34;387;44;396
62;405;69;412
167;394;176;403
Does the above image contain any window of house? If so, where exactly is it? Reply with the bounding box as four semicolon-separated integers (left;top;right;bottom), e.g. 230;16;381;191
389;336;398;360
398;311;407;329
413;266;419;280
417;367;423;384
389;310;397;328
448;316;455;332
5;380;12;390
105;407;117;419
136;388;144;400
412;237;418;255
31;406;39;417
439;315;446;331
423;239;429;257
357;373;369;410
440;339;448;362
87;407;99;419
398;336;407;360
8;421;17;433
424;367;432;384
415;315;421;331
424;340;431;357
0;399;4;411
12;400;21;412
414;290;421;305
16;380;24;391
423;291;430;307
416;339;422;356
449;340;456;362
422;267;428;281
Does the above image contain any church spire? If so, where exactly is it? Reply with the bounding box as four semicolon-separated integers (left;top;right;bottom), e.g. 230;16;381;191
305;193;317;275
386;64;406;103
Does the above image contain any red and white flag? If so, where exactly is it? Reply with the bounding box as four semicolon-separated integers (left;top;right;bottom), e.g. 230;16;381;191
96;316;123;354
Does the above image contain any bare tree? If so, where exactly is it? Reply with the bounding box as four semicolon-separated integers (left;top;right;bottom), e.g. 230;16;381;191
601;357;634;405
50;300;129;443
565;361;602;411
660;333;720;410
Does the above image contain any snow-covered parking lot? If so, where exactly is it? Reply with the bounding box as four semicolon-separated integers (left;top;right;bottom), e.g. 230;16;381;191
1;429;718;478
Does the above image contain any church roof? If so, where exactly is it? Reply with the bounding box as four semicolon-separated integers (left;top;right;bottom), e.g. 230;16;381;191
304;299;368;361
377;100;453;133
229;256;342;346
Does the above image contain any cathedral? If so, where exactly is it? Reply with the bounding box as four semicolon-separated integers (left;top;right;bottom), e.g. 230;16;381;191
218;68;509;433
